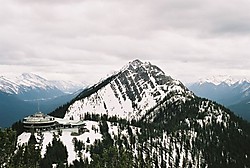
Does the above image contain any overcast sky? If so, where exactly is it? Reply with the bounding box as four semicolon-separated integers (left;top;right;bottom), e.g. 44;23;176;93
1;0;250;84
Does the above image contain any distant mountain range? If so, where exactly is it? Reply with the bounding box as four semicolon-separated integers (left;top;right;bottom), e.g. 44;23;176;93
0;73;85;97
0;73;86;127
188;75;250;121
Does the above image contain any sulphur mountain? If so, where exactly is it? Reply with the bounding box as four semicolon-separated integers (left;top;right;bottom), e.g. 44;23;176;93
3;60;250;168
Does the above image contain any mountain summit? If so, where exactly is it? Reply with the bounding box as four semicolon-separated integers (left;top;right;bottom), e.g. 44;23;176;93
52;59;193;121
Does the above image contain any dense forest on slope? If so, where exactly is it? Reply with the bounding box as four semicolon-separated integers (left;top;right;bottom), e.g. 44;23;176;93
2;100;250;168
68;97;250;168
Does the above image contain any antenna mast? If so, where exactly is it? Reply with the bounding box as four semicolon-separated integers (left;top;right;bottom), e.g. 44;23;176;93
37;100;40;112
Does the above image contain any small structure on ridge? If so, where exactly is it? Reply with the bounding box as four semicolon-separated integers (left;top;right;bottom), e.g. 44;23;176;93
23;112;56;131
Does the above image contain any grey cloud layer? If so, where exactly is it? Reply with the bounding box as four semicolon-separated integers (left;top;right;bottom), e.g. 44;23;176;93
0;0;250;82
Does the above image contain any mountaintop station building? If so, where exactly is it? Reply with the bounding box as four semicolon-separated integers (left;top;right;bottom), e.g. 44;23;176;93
23;112;86;131
23;112;56;130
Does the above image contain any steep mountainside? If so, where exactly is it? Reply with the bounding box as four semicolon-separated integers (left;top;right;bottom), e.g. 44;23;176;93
189;77;250;121
52;60;193;120
229;99;250;121
48;60;250;167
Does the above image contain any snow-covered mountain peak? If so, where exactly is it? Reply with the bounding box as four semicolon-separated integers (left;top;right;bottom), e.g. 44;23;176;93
0;73;86;95
128;59;143;69
61;60;194;121
234;78;250;85
14;73;52;89
198;75;250;86
19;73;47;82
123;59;166;77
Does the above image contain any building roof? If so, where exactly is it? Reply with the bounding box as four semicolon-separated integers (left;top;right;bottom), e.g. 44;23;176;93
23;112;55;125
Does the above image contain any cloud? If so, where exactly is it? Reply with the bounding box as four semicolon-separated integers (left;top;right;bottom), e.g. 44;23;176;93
0;0;250;83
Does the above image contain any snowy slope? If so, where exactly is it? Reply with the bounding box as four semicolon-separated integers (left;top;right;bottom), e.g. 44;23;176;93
0;73;54;94
63;60;194;121
50;80;85;94
0;76;19;94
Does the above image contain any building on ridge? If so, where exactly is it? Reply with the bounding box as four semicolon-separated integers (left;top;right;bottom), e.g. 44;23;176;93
23;112;57;131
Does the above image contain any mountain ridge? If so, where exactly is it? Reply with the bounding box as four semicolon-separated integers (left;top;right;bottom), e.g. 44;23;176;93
10;59;250;167
0;73;86;96
196;75;250;86
51;60;194;121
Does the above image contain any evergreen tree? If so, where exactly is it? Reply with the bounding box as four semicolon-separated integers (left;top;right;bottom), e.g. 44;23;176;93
0;129;16;167
40;134;68;168
10;132;41;168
